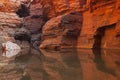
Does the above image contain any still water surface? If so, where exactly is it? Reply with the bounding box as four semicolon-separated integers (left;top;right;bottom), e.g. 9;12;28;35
0;48;120;80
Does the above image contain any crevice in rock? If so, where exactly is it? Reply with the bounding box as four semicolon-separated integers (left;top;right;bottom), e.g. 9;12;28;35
93;23;116;49
93;27;105;49
16;4;30;17
42;15;49;22
31;15;42;19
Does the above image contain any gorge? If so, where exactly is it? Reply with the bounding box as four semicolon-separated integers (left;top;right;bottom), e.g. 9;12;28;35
0;0;120;80
0;0;120;50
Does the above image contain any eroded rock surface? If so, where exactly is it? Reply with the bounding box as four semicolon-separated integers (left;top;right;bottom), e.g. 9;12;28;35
0;0;23;44
1;0;120;49
38;0;120;49
40;12;83;49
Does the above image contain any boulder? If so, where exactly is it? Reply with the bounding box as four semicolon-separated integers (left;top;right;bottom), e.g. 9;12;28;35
2;41;21;58
40;12;83;50
2;41;21;50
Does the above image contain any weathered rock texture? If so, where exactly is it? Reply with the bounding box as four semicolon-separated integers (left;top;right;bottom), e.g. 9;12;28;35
36;0;120;49
0;0;22;43
24;0;46;33
78;0;120;49
3;0;120;49
40;12;83;49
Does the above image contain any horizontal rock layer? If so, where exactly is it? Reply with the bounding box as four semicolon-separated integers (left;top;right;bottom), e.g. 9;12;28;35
0;0;22;43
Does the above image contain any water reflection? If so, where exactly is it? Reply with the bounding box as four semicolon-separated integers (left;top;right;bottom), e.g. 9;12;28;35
0;48;120;80
94;49;120;80
40;49;82;80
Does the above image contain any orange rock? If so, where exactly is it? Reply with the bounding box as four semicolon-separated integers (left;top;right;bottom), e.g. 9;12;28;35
78;0;120;49
0;0;20;12
31;0;120;49
40;12;83;50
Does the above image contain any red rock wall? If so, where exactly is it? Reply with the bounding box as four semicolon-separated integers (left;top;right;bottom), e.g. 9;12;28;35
78;0;120;49
29;0;120;49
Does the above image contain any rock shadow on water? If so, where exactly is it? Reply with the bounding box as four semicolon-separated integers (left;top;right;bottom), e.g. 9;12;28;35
40;49;83;80
92;48;120;78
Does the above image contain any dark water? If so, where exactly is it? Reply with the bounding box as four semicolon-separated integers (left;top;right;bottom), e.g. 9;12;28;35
0;48;120;80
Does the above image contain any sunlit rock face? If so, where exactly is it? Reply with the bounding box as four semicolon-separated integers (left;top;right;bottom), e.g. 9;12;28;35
78;0;120;49
37;0;120;49
38;0;81;18
0;0;18;12
0;0;22;43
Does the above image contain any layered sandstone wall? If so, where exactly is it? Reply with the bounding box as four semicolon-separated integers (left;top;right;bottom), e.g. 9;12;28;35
4;0;119;49
0;0;22;43
37;0;83;49
78;0;120;49
35;0;120;49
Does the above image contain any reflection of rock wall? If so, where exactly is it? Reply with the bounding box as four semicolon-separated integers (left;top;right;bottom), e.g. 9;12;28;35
40;49;120;80
40;49;82;80
92;49;120;80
